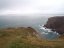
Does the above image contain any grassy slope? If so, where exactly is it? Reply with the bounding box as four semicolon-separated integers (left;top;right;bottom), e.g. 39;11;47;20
0;27;64;48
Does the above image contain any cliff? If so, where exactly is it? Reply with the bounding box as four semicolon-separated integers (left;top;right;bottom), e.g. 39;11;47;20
44;16;64;35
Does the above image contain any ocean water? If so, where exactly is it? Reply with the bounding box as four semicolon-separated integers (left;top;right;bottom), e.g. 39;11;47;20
0;16;48;28
39;25;59;39
0;15;59;39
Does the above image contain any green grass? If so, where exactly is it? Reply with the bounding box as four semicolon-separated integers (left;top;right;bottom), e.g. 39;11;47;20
7;38;64;48
0;27;64;48
0;31;9;37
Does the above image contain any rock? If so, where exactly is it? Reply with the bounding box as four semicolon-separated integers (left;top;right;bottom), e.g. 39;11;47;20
44;16;64;35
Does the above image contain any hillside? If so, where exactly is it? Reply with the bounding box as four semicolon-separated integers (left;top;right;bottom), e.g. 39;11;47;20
0;27;64;48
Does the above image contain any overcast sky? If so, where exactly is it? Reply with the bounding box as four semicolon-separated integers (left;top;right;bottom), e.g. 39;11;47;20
0;0;64;15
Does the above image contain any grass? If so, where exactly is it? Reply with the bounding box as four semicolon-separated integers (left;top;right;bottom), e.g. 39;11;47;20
0;27;64;48
0;31;9;37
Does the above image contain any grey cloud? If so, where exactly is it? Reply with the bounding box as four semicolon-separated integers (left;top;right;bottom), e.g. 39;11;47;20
0;0;9;9
0;0;30;10
0;0;64;15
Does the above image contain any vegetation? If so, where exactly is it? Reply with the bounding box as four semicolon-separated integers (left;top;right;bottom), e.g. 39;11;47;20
0;27;64;48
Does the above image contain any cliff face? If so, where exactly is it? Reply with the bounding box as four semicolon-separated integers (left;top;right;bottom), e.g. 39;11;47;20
44;16;64;35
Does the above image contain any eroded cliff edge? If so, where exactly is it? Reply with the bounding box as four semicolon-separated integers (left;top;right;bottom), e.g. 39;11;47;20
44;16;64;35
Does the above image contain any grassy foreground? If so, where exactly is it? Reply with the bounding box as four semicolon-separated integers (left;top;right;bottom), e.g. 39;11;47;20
0;27;64;48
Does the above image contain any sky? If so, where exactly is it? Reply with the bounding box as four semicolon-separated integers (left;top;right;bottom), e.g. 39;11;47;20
0;0;64;15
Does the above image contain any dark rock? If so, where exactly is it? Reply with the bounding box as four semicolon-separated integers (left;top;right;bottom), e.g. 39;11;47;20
44;16;64;35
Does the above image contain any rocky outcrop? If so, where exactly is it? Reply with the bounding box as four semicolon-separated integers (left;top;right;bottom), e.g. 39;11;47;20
44;16;64;35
